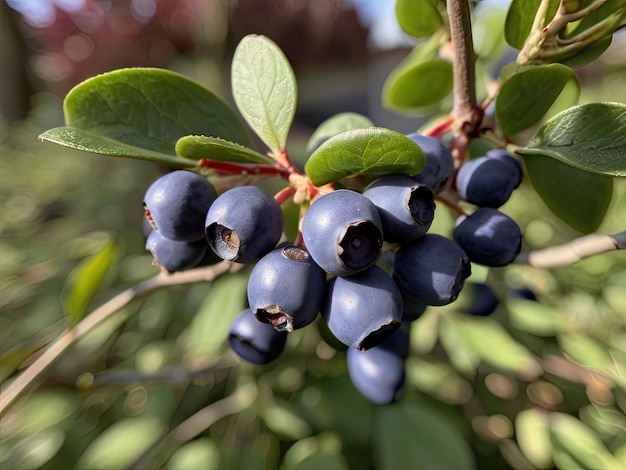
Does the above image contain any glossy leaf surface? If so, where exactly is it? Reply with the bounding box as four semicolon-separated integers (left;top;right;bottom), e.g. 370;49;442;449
176;135;272;163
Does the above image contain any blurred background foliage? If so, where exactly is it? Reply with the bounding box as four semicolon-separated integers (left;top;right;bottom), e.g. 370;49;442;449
1;0;626;469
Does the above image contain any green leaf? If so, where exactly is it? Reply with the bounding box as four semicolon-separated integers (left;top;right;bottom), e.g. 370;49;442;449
505;0;560;49
473;3;509;62
522;153;613;233
516;409;552;469
551;413;622;470
62;240;118;325
306;112;374;154
39;127;198;168
63;68;251;154
293;454;349;470
518;102;626;176
374;402;475;470
445;315;542;378
304;127;425;187
231;34;297;152
507;299;560;336
261;401;313;441
560;34;613;68
383;60;453;113
395;0;442;38
496;64;580;137
175;136;272;163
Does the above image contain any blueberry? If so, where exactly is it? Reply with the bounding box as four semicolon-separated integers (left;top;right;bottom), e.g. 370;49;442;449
322;265;402;351
400;292;427;322
228;309;288;365
393;234;471;306
302;190;383;277
205;186;284;263
247;243;327;332
145;230;208;272
457;282;499;316
455;151;522;208
347;330;408;405
406;133;455;194
143;170;217;241
453;207;522;267
362;175;435;243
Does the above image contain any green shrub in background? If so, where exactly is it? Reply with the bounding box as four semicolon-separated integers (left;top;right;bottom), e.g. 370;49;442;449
1;1;626;469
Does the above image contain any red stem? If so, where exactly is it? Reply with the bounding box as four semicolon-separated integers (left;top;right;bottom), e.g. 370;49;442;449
197;159;290;178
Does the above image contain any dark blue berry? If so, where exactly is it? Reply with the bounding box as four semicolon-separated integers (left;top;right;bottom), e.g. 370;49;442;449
509;287;538;301
362;175;435;243
393;234;471;306
453;207;522;267
143;170;217;241
458;282;499;316
455;151;522;208
322;265;402;351
302;190;383;277
407;133;455;194
145;230;207;272
205;186;284;263
228;309;288;365
247;243;327;332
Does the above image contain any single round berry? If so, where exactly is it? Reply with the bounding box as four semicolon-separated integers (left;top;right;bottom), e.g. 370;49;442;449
248;243;327;332
145;230;208;272
453;207;522;267
302;190;383;277
455;151;523;208
393;234;471;306
143;170;217;241
407;133;455;194
363;175;435;243
322;265;402;351
205;186;284;263
228;309;288;365
347;331;408;405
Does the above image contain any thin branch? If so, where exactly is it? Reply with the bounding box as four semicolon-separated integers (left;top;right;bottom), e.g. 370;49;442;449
0;261;241;417
515;231;626;268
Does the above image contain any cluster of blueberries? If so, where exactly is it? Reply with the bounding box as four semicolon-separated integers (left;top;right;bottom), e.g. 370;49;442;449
142;133;524;405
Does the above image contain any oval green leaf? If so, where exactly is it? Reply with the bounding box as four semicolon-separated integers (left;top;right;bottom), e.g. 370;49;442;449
64;68;251;154
374;402;475;470
231;34;297;152
395;0;442;38
518;102;626;176
39;127;198;168
523;153;613;233
560;35;613;68
496;64;580;137
505;0;559;49
383;60;453;113
62;240;118;325
304;127;425;186
176;135;272;163
306;112;374;154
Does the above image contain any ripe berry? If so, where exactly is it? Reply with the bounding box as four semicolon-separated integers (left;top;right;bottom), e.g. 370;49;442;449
453;207;522;267
322;265;402;351
247;243;326;332
455;150;522;208
362;175;435;243
406;133;455;194
228;309;288;365
143;170;217;241
393;233;471;306
145;230;207;272
205;186;284;263
302;190;383;277
347;328;409;405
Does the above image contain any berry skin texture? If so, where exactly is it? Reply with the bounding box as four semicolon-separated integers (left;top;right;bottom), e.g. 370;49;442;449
322;265;402;351
455;151;523;208
302;189;383;277
205;186;284;263
453;207;522;267
247;243;327;333
145;230;207;272
228;309;288;365
347;328;409;405
143;170;217;242
393;233;471;306
406;133;455;194
362;175;435;243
